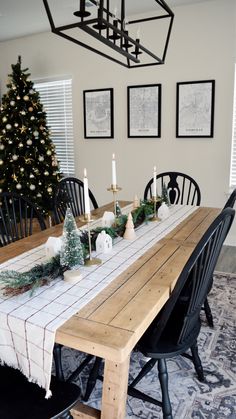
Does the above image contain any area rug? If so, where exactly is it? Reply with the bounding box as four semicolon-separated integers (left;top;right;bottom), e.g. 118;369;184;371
60;272;236;418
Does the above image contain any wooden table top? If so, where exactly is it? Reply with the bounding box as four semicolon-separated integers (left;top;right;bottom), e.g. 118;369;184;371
56;206;220;363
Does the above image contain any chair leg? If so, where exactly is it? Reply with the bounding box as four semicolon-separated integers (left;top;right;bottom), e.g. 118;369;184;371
129;358;157;388
53;343;64;381
158;359;172;419
83;357;103;402
204;297;214;327
67;354;94;383
191;342;205;382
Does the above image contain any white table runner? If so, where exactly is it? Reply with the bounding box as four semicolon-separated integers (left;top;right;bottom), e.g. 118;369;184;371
0;204;197;396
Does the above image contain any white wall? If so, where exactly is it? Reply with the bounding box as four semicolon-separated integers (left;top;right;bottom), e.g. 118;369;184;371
0;0;236;244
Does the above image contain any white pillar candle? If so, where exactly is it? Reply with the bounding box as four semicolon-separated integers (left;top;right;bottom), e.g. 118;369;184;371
83;168;90;215
112;153;117;186
153;166;157;198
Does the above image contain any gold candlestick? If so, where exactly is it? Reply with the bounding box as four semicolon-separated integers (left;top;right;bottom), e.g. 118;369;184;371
107;184;122;217
80;213;102;266
150;197;161;221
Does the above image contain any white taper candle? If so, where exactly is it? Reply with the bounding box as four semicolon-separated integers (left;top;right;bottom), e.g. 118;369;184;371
153;166;157;198
83;168;90;215
112;153;117;186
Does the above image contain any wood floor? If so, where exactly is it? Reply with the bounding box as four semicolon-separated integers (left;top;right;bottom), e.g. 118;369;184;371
216;245;236;273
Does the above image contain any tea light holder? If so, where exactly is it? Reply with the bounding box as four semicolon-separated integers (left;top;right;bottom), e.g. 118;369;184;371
79;213;102;266
107;184;122;217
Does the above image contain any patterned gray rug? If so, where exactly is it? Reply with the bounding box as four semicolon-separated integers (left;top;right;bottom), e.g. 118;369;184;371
60;272;236;418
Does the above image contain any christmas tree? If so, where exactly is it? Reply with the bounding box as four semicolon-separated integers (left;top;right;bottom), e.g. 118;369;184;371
60;208;84;269
0;56;61;215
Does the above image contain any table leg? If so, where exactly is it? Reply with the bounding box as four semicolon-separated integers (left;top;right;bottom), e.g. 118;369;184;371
101;355;130;419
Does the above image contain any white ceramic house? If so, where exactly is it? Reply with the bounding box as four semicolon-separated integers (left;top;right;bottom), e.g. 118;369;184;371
96;230;112;254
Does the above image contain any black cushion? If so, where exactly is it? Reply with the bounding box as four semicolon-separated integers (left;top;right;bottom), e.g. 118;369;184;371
0;365;80;419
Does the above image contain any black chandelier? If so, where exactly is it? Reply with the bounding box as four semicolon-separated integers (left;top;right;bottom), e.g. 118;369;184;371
43;0;174;69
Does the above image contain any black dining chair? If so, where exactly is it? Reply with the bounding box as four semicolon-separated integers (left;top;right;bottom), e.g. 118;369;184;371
144;171;201;206
127;208;235;419
68;208;235;407
0;192;46;247
223;188;236;209
0;364;80;419
53;177;98;224
203;187;236;327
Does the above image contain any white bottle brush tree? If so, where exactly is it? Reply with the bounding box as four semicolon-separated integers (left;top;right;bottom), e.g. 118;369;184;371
60;208;84;269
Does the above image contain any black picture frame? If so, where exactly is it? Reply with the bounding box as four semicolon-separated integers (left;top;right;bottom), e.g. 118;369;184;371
176;80;215;138
83;88;114;139
127;84;162;138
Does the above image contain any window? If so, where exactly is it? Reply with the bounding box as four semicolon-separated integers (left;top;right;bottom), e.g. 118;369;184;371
34;78;75;176
230;66;236;187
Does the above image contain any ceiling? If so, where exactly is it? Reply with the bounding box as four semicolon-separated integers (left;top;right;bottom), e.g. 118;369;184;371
0;0;211;42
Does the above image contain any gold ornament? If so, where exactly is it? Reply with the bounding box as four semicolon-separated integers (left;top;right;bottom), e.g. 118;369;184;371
12;173;18;181
0;159;4;165
28;107;34;112
20;125;27;133
16;183;22;190
23;95;29;101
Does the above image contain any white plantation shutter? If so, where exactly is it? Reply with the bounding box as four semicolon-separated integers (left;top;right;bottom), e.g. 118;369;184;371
230;67;236;187
34;78;75;176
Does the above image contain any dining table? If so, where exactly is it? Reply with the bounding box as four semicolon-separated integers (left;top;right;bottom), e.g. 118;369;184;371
0;201;220;419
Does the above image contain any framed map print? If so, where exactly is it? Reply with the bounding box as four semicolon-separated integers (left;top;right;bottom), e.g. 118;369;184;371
176;80;215;138
83;88;114;138
127;84;161;138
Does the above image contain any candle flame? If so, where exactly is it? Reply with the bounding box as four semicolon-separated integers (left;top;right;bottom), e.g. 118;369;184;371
112;153;115;160
154;166;156;172
84;168;87;177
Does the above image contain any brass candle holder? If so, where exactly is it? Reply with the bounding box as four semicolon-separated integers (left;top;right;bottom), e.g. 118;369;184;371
107;184;122;217
150;196;161;222
79;213;102;266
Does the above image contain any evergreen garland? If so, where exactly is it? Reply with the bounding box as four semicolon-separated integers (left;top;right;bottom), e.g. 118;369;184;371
0;255;66;296
0;199;162;296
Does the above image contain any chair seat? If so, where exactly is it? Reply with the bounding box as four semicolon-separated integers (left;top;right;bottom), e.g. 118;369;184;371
139;319;201;359
0;365;80;419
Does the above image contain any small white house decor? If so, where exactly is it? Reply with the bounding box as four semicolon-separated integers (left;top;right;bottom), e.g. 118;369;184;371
102;211;115;228
96;230;112;254
45;237;62;259
158;202;170;220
